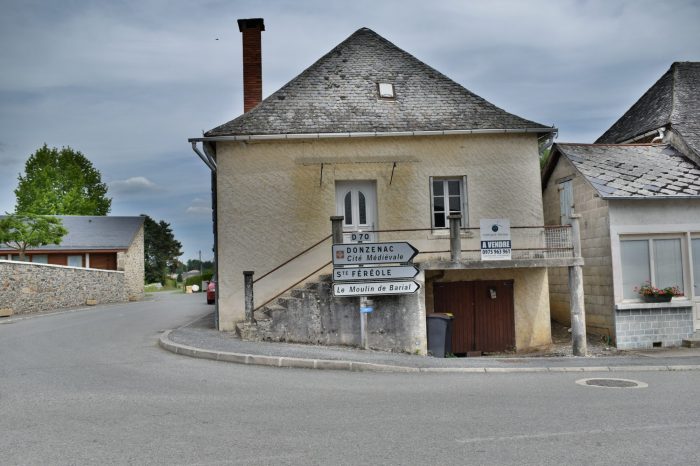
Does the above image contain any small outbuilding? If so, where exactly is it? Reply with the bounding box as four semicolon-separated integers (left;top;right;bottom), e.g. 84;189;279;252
0;215;145;301
542;62;700;349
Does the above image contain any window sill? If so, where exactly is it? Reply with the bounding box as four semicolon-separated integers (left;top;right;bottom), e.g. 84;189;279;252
428;229;474;240
615;299;693;310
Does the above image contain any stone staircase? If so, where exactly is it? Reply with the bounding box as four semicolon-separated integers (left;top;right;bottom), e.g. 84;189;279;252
682;331;700;348
237;274;357;346
235;272;422;353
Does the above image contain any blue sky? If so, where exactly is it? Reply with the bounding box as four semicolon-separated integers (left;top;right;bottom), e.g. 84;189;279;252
1;0;699;262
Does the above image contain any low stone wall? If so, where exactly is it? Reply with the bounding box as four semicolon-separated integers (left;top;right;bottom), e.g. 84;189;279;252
0;260;127;315
245;276;424;354
615;303;694;349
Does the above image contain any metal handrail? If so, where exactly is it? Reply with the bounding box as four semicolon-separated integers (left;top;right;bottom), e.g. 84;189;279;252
253;234;332;283
341;225;572;234
249;223;574;312
254;260;332;312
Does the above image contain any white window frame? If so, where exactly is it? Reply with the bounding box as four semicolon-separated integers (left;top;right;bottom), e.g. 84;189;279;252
429;176;467;229
619;234;687;302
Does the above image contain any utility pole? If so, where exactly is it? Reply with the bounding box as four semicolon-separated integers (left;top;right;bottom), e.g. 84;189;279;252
199;250;203;290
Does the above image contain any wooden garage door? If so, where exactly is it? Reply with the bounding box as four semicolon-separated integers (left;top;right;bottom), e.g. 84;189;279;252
90;253;117;270
433;280;515;353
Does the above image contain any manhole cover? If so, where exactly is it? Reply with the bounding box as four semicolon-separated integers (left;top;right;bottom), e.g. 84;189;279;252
576;378;648;389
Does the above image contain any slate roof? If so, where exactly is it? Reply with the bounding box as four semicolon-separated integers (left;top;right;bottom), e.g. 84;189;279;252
205;28;552;137
596;62;700;158
550;143;700;198
0;216;144;252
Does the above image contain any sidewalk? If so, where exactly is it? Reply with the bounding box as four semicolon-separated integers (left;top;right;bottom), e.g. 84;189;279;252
160;313;700;373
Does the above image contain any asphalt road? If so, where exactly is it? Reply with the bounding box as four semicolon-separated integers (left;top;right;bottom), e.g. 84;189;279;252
1;292;699;465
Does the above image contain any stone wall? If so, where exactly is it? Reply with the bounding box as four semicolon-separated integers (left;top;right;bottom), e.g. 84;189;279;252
615;304;694;349
117;224;145;301
0;260;127;315
542;155;615;338
251;275;424;354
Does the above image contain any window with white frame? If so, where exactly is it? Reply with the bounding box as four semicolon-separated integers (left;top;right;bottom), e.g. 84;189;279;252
692;238;700;298
620;237;684;300
430;177;466;228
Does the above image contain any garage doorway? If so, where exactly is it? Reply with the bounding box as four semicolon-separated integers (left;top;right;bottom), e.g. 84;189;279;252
433;280;515;354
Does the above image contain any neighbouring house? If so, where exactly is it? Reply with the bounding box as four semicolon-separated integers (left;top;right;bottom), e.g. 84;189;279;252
190;19;580;355
542;62;700;349
0;215;145;301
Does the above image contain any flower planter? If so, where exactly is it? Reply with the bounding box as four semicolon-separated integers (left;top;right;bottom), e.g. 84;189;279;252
642;295;673;303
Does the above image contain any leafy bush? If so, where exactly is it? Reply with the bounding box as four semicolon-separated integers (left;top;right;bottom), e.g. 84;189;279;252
184;272;213;289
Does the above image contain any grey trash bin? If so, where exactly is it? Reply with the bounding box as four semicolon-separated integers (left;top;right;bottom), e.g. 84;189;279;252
427;313;454;358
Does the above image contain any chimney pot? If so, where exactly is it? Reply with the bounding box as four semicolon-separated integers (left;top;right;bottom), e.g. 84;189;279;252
238;18;265;113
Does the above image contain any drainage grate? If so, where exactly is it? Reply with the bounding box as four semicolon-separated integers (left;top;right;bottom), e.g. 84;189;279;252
576;378;648;389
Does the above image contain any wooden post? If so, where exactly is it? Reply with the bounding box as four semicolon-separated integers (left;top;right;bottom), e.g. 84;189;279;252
330;216;344;244
448;214;462;262
568;214;587;356
243;271;255;323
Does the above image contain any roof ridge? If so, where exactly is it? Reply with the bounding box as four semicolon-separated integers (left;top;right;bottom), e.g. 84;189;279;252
557;142;665;147
204;27;549;137
670;62;679;124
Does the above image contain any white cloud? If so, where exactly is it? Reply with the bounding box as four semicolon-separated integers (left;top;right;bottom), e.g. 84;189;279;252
185;197;211;216
109;176;160;195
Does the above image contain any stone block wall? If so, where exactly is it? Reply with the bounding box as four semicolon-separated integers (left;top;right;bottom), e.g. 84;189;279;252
543;155;615;338
615;305;694;349
253;276;425;354
0;260;127;315
117;224;145;301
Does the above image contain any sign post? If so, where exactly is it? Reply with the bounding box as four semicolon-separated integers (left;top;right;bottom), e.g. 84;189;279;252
331;238;420;350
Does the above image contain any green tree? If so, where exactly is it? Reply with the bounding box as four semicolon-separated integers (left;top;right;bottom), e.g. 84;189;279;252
15;144;111;215
143;215;183;284
0;213;68;260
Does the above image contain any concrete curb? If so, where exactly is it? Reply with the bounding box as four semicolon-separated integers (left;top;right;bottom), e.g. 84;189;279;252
158;330;700;374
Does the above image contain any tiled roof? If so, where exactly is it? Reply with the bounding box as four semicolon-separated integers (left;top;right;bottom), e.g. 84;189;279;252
596;62;700;159
205;28;552;137
0;216;144;252
554;143;700;198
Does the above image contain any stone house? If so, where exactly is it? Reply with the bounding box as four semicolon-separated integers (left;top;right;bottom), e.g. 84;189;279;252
542;62;700;349
190;19;580;354
0;215;145;301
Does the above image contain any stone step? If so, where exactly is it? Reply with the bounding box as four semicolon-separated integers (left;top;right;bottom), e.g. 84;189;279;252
261;304;286;319
277;296;301;308
682;332;700;348
253;308;271;322
304;281;321;291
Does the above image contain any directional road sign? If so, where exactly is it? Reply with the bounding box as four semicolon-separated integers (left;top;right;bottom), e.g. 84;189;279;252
333;265;419;282
332;242;418;266
333;280;420;297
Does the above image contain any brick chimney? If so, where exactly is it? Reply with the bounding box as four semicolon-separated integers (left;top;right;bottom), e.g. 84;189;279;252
237;18;265;113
